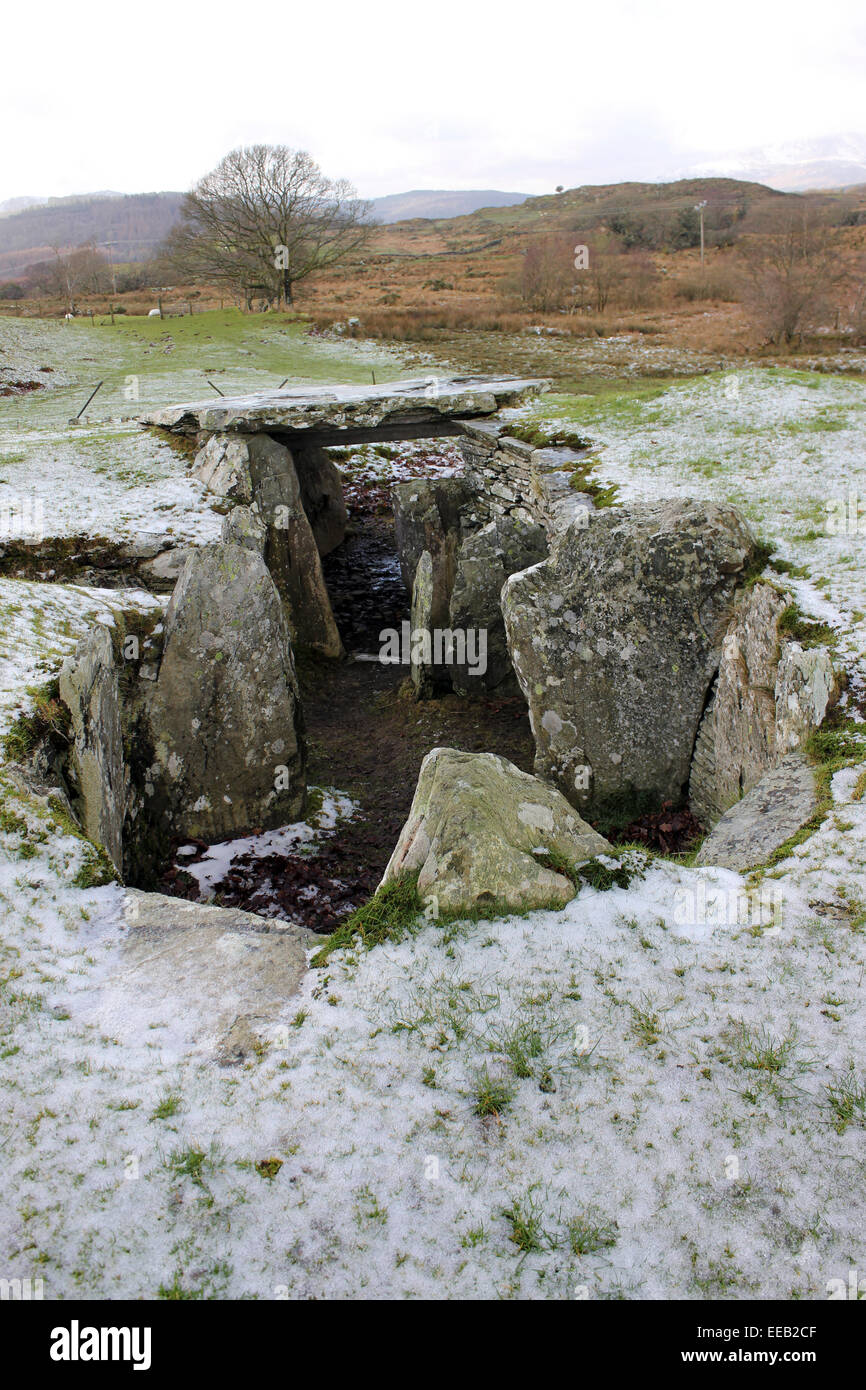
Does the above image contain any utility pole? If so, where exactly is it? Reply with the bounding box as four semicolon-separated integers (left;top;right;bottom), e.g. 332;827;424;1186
102;241;118;323
694;201;707;268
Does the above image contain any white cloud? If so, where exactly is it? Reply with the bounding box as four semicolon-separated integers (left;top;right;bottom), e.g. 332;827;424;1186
4;0;866;201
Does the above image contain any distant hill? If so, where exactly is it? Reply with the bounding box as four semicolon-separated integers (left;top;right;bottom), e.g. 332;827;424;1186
0;175;820;288
0;196;48;218
368;190;530;223
0;192;183;279
0;187;534;280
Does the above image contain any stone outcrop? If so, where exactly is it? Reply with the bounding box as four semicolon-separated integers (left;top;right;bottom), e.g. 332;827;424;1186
145;542;307;845
381;747;611;913
59;626;127;874
502;500;758;818
689;583;839;825
449;516;548;694
694;753;818;870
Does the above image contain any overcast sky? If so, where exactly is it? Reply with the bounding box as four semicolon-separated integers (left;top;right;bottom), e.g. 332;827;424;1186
5;0;865;203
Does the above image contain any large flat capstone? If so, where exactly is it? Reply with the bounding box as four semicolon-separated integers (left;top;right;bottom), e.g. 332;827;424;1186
138;374;549;446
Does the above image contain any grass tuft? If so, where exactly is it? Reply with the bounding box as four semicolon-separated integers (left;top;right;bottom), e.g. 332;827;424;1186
311;874;423;965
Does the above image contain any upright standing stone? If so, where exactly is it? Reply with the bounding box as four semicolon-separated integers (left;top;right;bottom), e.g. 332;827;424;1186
689;582;840;826
59;626;127;873
502;500;757;819
145;542;307;844
293;444;349;556
244;434;343;658
449;516;547;694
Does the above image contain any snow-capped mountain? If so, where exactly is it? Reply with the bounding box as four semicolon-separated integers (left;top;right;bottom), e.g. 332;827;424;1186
675;133;866;191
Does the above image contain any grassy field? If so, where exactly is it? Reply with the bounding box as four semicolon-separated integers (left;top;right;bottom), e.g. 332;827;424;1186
0;310;408;432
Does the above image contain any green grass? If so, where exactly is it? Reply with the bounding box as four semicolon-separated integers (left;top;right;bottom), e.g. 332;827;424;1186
255;1157;283;1180
826;1071;866;1134
729;1022;807;1075
150;1092;182;1121
541;378;679;426
311;874;424;965
568;1209;619;1255
507;422;592;451
472;1066;515;1117
778;601;837;649
1;678;71;763
501;1190;550;1253
577;854;647;892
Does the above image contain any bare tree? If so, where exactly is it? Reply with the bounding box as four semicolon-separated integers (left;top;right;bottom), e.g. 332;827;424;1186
519;235;574;312
43;243;110;313
162;145;371;308
736;210;848;346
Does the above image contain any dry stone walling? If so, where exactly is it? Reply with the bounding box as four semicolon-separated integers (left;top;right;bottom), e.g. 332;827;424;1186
43;374;843;913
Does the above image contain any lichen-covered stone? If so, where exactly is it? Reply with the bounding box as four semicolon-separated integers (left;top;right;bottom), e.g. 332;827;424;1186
145;542;306;843
689;583;840;825
140;374;549;439
381;747;611;913
694;753;818;870
192;434;254;503
449;515;547;694
221;504;266;554
775;642;839;753
502;500;758;816
59;626;127;873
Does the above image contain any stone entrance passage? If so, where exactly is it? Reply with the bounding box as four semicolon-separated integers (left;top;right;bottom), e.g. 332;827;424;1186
139;375;550;667
48;375;841;931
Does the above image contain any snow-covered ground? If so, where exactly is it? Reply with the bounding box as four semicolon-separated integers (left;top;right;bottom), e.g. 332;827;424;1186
2;341;866;1300
0;313;406;547
175;791;357;899
1;763;864;1299
527;368;866;696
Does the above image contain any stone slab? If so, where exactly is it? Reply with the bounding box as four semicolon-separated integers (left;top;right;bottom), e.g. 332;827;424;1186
694;753;819;871
138;374;549;442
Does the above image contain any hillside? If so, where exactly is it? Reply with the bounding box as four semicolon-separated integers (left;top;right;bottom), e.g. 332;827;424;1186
0;187;531;280
0;177;797;284
368;189;530;222
0;192;183;279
